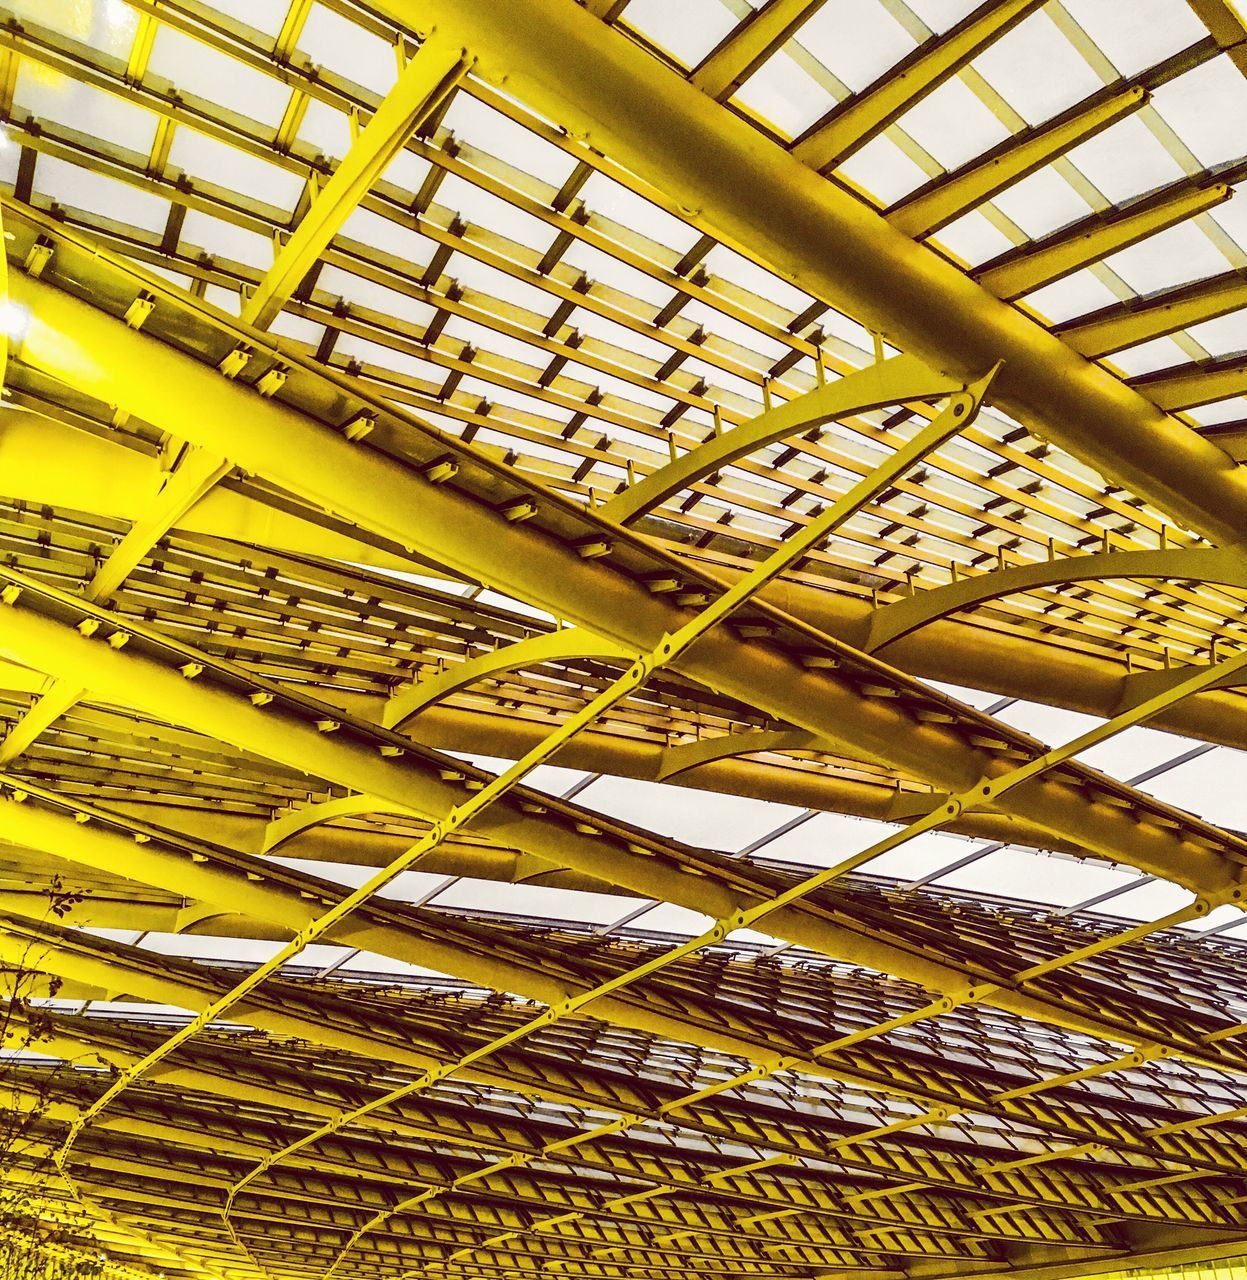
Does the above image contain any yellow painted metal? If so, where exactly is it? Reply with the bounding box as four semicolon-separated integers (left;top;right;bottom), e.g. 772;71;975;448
792;0;1046;172
1061;272;1247;359
10;259;1247;907
375;0;1247;574
865;547;1247;652
889;87;1148;239
53;372;991;1193
242;34;467;330
691;0;831;102
1133;356;1247;411
601;351;959;524
974;181;1232;300
234;616;1247;1280
382;628;630;728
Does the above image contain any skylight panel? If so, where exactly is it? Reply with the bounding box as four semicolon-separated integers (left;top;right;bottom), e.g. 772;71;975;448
1021;268;1123;323
619;902;715;938
15;66;157;157
435;173;552;253
578;775;806;852
1065;115;1186;207
1185;308;1247;359
930;210;1016;268
35;155;168;236
1102;220;1230;294
702;243;816;316
560;240;675;309
334;332;442;382
1093;877;1195;921
572;307;674;364
866;828;986;882
733;51;830;138
1151;55;1247;169
578;173;701;256
431;879;628;925
7;0;138;59
452;254;560;315
836;133;932;206
1077;724;1195;783
1142;745;1247;829
945;846;1136;905
796;0;918;94
147;24;291;128
298;3;399;91
895;77;1013;172
1186;396;1247;426
973;10;1104;127
621;0;738;67
269;310;325;349
168;126;305;212
1060;0;1207;77
298;98;353;162
340;208;439;265
1107;334;1198;378
180;210;275;271
988;165;1096;240
442;93;577;190
380;145;434;195
207;0;289;39
318;264;439;329
902;0;981;33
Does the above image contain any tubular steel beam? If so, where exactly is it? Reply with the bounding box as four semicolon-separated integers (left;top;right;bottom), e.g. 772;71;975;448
791;0;1046;173
242;34;468;330
864;547;1247;652
59;374;988;1180
600;353;960;525
11;268;1245;907
373;0;1247;569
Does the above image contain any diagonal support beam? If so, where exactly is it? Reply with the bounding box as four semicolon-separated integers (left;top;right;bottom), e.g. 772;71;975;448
242;35;468;331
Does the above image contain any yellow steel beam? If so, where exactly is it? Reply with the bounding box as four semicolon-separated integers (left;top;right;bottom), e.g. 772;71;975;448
370;0;1247;569
1059;271;1247;359
691;0;831;102
888;86;1148;239
974;180;1232;300
242;641;1247;1279
8;411;1247;767
242;34;468;330
792;0;1046;172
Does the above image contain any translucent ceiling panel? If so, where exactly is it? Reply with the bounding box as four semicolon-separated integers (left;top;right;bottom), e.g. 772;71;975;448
1142;746;1247;829
6;0;138;59
1061;0;1206;77
15;66;157;156
577;775;806;853
934;846;1137;907
896;77;1012;172
972;11;1102;127
796;0;917;94
734;51;830;138
622;0;738;66
431;879;629;925
298;3;398;91
989;166;1095;241
148;24;291;128
1102;220;1230;295
1151;55;1247;169
1066;116;1186;208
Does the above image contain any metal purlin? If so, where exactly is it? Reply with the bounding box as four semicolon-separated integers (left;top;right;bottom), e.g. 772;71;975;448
235;634;1247;1280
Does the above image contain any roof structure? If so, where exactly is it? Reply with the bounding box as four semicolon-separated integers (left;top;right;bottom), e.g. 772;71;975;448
5;1;1247;1278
